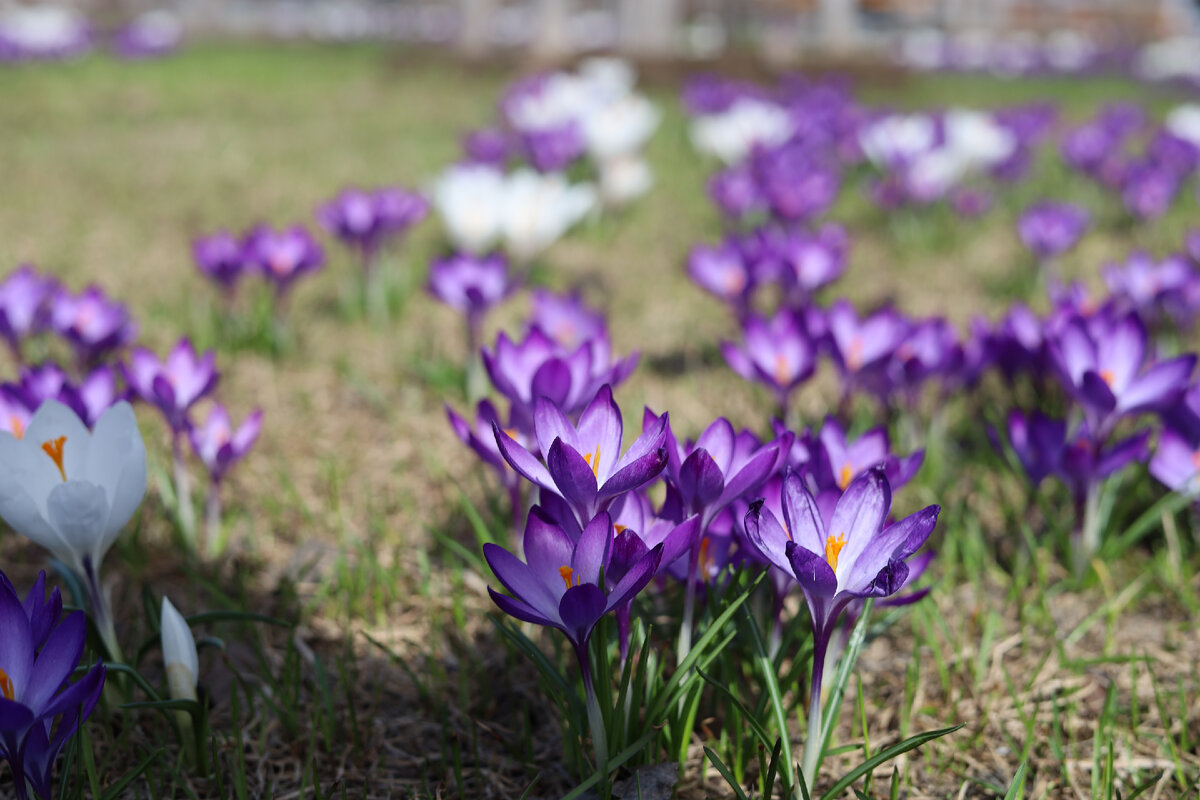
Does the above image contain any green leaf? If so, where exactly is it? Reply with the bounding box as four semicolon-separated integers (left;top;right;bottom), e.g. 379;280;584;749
1003;761;1028;800
817;602;874;778
818;724;963;800
745;607;797;792
100;748;164;800
704;746;751;800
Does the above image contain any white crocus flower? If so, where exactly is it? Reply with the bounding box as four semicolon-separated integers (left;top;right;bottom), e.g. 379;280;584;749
599;155;653;208
1165;104;1200;149
859;113;938;168
0;399;146;660
690;98;794;165
161;597;199;701
583;94;661;162
432;164;507;254
502;169;596;265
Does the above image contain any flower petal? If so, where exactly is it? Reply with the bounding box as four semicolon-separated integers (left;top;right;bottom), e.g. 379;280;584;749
780;470;825;555
785;540;837;598
826;467;892;582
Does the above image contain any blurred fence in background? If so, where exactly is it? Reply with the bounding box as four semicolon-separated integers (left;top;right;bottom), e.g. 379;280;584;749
2;0;1199;80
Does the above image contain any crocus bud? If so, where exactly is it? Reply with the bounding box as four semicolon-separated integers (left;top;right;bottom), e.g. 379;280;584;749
161;597;198;702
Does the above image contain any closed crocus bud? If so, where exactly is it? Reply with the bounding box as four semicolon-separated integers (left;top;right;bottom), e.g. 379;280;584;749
161;597;198;702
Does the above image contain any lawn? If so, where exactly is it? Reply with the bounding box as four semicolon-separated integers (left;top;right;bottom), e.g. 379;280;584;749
0;42;1198;798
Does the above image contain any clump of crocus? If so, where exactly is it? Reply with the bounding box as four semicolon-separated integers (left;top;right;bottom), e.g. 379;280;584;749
745;467;939;782
123;338;219;544
0;569;107;800
317;186;428;301
0;400;147;662
485;509;663;781
188;402;261;556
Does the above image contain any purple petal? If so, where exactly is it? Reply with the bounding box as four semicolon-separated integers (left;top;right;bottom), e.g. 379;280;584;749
1119;355;1195;415
785;540;838;598
489;587;556;627
743;502;795;574
678;449;725;513
494;423;555;491
826;467;892;580
598;446;667;499
572;512;613;586
547;438;600;517
558;583;608;647
605;543;662;610
780;470;826;555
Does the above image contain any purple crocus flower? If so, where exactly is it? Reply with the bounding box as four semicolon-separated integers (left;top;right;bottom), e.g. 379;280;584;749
812;417;924;495
1102;251;1196;324
245;225;325;297
1121;166;1178;221
826;300;910;396
744;467;938;778
1048;312;1195;435
9;364;115;429
447;399;527;491
189;403;262;485
427;252;516;356
526;289;607;351
462;127;512;167
0;570;107;800
721;309;817;415
1017;201;1089;260
192;232;247;294
123;338;219;433
484;508;662;738
999;410;1067;487
493;385;668;528
687;242;754;314
0;265;54;357
481;327;638;434
1149;428;1200;497
949;186;993;218
49;286;137;367
485;509;662;654
0;389;32;439
318;187;428;266
662;416;791;530
778;223;848;300
1059;424;1150;504
521;123;586;173
708;165;764;220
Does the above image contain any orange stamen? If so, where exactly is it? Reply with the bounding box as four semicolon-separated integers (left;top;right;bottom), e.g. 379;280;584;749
0;668;12;701
838;463;853;491
773;353;790;386
582;444;601;479
847;337;864;371
614;524;627;535
1191;450;1200;471
1099;369;1115;388
698;537;712;578
722;271;746;296
9;416;24;440
41;436;68;482
557;565;579;591
824;533;847;572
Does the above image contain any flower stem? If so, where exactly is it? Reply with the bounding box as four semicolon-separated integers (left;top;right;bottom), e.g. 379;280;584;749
83;557;123;665
203;482;223;559
800;627;829;793
1074;479;1102;577
577;648;609;791
172;435;196;548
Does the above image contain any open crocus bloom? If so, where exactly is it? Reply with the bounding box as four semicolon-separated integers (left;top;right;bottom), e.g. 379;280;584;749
0;400;145;661
813;417;924;494
484;509;662;657
1049;311;1195;434
188;403;262;484
744;467;939;643
0;570;106;800
721;309;817;409
1150;428;1200;496
494;385;667;527
124;338;219;433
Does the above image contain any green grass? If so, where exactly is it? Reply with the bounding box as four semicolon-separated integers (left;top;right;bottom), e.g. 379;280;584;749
1;43;1199;798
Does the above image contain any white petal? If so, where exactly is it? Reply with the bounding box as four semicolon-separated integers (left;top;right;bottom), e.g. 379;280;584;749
46;481;110;567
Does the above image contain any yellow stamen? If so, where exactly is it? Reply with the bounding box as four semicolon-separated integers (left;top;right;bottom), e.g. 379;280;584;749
0;668;12;701
41;436;68;482
773;353;790;386
1099;369;1115;388
9;416;24;440
1191;450;1200;471
824;533;847;572
838;463;853;491
502;428;519;441
614;524;627;535
557;565;579;591
582;444;601;479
